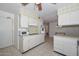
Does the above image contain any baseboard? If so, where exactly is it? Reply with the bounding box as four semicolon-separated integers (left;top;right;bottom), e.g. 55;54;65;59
53;51;66;56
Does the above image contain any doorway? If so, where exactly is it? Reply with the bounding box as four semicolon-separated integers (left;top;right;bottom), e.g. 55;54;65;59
44;23;49;41
44;23;49;36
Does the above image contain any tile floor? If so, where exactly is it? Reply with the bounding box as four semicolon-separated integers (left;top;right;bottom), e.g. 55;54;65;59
0;37;62;56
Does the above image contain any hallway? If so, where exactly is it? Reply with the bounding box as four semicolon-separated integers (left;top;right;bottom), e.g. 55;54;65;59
0;37;61;56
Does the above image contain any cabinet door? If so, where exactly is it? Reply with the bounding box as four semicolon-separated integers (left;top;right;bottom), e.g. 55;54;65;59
34;35;40;46
54;36;64;54
34;35;44;46
23;36;29;52
54;36;77;56
69;11;79;25
58;14;70;26
29;36;36;49
20;15;28;27
39;34;45;43
61;37;77;56
29;35;41;49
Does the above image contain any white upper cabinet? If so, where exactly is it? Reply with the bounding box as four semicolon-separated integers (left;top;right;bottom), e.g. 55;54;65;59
58;11;79;26
20;14;38;28
29;18;38;26
20;15;28;28
58;4;79;26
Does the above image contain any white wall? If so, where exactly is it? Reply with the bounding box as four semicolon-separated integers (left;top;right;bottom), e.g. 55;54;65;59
49;21;79;37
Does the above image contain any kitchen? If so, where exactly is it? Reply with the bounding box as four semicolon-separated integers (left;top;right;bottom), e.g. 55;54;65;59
0;3;79;56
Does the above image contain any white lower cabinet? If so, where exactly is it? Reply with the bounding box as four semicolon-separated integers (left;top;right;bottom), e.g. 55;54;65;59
19;36;29;52
29;35;38;49
39;34;45;43
19;34;45;53
54;35;78;56
29;34;45;49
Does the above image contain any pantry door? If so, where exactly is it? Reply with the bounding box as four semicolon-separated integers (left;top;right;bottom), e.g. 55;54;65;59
0;16;14;48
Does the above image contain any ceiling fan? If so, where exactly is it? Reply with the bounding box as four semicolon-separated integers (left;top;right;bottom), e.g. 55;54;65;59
21;3;56;11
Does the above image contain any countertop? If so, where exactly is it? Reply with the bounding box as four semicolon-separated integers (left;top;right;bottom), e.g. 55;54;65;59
54;35;79;39
19;33;45;36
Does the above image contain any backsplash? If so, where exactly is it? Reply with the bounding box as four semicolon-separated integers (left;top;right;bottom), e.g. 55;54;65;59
49;22;79;37
56;26;79;36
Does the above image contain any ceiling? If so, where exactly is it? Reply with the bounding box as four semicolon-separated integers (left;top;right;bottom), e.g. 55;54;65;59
0;3;21;14
36;3;57;23
0;3;57;23
24;3;57;23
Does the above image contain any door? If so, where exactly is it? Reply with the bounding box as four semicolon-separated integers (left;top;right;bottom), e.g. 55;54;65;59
23;36;29;52
29;36;36;49
0;16;13;48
